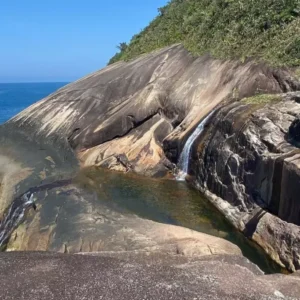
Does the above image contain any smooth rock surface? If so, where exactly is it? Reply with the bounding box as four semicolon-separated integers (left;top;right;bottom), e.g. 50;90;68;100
5;44;299;176
0;251;299;300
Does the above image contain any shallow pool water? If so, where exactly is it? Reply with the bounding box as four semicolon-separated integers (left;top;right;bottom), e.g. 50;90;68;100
76;167;284;274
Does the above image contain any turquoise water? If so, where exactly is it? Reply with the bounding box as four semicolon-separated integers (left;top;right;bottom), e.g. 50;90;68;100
0;82;68;124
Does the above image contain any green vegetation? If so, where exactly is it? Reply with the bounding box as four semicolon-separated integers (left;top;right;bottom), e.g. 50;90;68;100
109;0;300;67
241;94;282;104
295;67;300;79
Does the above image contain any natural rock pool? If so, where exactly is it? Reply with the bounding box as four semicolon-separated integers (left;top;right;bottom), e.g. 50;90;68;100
76;167;284;274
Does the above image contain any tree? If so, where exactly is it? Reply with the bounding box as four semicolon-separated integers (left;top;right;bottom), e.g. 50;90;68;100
117;42;128;52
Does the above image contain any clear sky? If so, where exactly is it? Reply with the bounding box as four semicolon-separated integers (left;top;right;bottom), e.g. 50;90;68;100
0;0;167;83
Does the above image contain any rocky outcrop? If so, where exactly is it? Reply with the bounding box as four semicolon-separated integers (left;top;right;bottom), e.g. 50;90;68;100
5;44;299;177
0;251;300;300
193;94;300;271
1;44;300;274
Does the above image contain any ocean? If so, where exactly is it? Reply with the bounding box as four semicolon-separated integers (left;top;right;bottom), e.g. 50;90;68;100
0;82;68;124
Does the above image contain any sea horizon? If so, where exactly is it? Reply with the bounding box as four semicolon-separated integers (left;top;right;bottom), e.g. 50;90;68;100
0;82;68;124
0;81;69;84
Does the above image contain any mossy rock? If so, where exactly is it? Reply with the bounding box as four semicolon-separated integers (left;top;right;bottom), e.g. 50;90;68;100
241;94;282;105
294;68;300;80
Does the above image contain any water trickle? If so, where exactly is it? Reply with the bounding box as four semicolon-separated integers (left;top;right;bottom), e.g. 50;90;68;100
176;110;215;181
0;193;36;249
0;178;72;249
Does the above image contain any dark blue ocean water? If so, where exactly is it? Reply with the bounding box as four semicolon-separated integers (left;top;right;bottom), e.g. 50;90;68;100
0;82;68;124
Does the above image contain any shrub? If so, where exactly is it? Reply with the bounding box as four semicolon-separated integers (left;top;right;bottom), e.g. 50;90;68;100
109;0;300;67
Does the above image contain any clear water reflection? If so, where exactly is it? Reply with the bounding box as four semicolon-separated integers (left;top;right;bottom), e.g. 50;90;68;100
77;167;284;274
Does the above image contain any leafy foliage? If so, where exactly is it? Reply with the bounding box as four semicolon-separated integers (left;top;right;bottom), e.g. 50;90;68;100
108;0;300;66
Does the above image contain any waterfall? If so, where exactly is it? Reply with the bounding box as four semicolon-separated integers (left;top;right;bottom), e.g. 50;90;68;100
176;110;215;181
0;192;36;249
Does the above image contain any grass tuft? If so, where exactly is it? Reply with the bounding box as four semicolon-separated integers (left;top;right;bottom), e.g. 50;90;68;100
241;94;282;104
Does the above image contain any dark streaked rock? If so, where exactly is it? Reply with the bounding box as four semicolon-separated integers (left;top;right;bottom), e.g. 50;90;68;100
289;115;300;144
194;95;300;271
4;44;298;176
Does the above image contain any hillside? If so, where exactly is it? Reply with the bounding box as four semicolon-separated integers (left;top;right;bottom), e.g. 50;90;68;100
109;0;300;67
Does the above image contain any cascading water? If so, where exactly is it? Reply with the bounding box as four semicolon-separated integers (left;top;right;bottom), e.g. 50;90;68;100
176;110;215;181
0;192;36;248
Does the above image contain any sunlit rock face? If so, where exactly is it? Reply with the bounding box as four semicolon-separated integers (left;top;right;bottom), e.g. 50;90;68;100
4;44;298;176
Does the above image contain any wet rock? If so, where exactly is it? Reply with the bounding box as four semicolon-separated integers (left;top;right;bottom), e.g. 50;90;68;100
7;183;241;258
195;95;300;271
0;155;32;216
289;115;300;143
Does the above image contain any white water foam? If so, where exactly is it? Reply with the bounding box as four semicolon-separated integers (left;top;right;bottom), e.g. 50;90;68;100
176;110;215;181
0;193;35;248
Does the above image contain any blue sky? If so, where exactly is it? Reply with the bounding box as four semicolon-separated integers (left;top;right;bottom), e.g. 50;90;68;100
0;0;167;83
